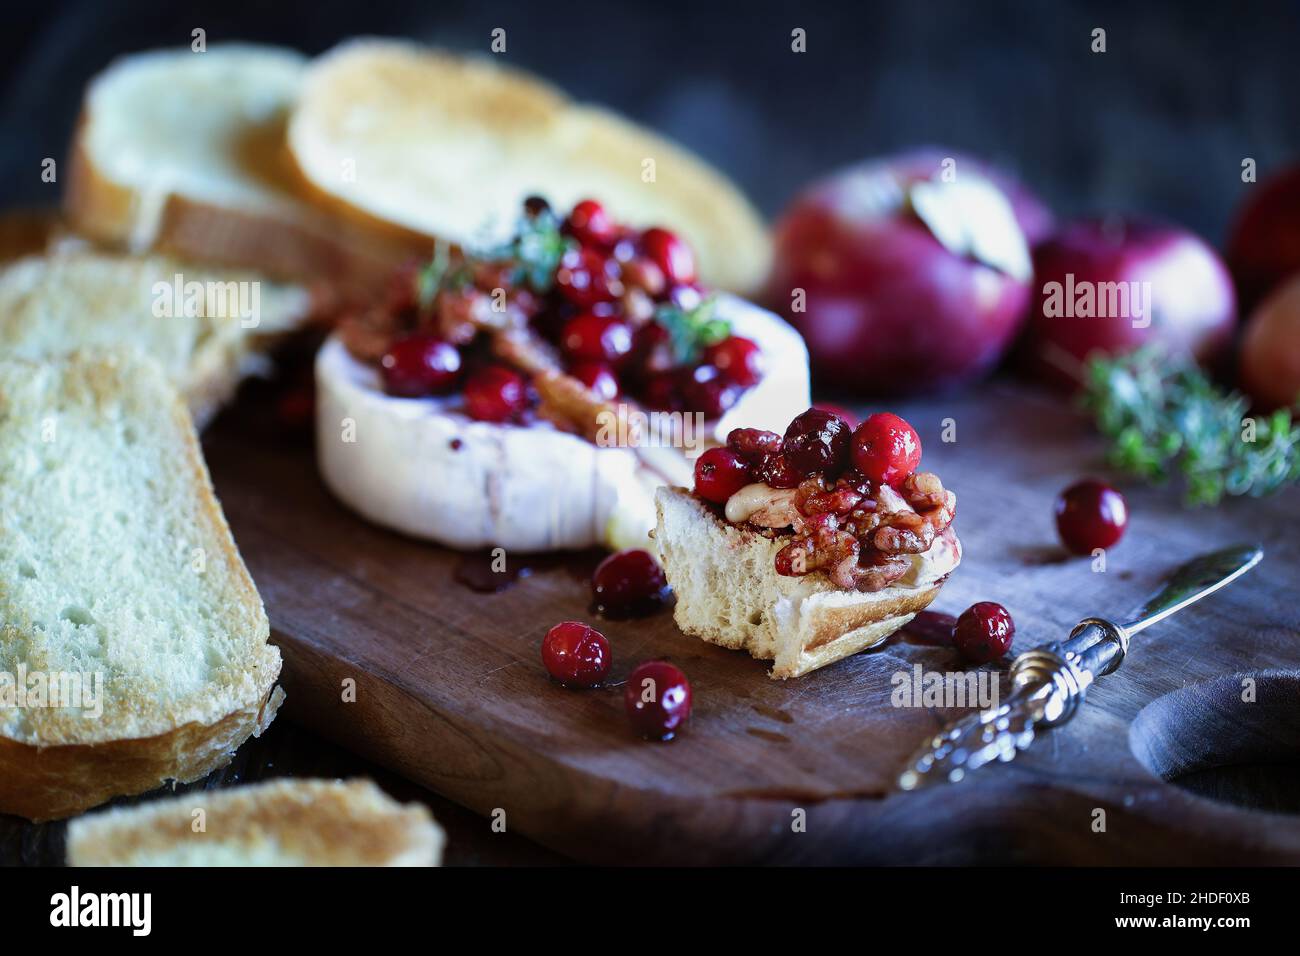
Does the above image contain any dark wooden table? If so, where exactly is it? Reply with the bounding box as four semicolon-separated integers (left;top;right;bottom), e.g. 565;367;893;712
4;373;1297;866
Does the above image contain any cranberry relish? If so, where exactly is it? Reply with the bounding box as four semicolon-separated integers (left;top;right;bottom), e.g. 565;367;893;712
339;198;764;434
694;409;957;593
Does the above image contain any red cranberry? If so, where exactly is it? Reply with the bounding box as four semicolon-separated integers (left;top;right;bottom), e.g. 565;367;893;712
628;322;672;375
555;247;622;308
569;361;620;400
379;334;462;397
641;371;682;411
704;336;764;387
726;427;783;463
679;364;740;419
813;402;859;430
1055;479;1128;554
566;198;616;247
756;452;802;489
624;660;691;740
694;447;752;503
783;408;852;478
541;621;610;688
641;227;697;285
561;313;633;365
592;549;670;618
953;602;1015;663
464;365;528;422
852;412;922;486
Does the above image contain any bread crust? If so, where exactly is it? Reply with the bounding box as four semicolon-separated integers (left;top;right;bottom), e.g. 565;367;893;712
63;116;413;298
0;686;282;822
0;208;62;263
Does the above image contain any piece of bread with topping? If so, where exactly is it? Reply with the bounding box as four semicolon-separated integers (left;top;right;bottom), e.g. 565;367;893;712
655;409;961;678
656;487;958;678
66;778;443;866
0;351;282;820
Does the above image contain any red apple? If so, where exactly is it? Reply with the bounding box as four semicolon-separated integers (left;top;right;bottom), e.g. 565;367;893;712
766;150;1042;395
1021;218;1236;390
888;148;1055;245
1240;274;1300;411
1227;164;1300;313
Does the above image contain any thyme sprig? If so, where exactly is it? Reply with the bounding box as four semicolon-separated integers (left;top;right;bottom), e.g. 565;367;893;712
654;294;730;364
488;207;574;292
1080;348;1300;506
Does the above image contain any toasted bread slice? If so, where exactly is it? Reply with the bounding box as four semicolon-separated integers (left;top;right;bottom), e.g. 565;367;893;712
64;45;409;294
0;208;63;263
655;487;959;678
0;251;311;427
0;352;282;820
287;39;771;295
67;778;443;866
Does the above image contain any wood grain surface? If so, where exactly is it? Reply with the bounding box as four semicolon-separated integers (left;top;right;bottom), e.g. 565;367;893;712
187;379;1300;865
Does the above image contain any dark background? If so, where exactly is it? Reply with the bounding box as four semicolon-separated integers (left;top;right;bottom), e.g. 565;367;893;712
2;0;1298;245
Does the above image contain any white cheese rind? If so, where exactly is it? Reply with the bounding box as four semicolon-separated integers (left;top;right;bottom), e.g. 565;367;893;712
314;294;810;551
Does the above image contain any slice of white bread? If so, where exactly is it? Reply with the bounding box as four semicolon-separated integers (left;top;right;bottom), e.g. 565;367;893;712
0;208;62;263
0;251;311;428
655;487;958;678
64;45;411;294
67;778;443;866
0;351;282;821
287;39;771;295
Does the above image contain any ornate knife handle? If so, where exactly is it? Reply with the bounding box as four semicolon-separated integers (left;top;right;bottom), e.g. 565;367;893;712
1008;544;1263;731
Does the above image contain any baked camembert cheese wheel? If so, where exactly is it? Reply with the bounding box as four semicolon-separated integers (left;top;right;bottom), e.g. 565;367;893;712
656;408;961;678
316;197;809;551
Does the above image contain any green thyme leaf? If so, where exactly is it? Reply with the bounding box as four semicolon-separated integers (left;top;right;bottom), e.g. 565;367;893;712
415;240;452;314
488;208;574;292
414;239;473;317
654;294;730;365
1080;348;1300;506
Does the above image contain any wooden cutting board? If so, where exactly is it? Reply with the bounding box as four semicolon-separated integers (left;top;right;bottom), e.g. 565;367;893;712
203;380;1300;864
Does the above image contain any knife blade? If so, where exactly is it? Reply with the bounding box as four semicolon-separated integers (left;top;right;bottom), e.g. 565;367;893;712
897;543;1264;791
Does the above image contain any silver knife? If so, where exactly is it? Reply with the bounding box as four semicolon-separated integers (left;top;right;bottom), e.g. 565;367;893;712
897;543;1264;791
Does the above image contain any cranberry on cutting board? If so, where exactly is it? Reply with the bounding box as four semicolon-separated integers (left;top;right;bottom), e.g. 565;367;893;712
624;660;692;741
591;549;671;618
953;602;1015;663
541;622;611;688
1055;480;1128;554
